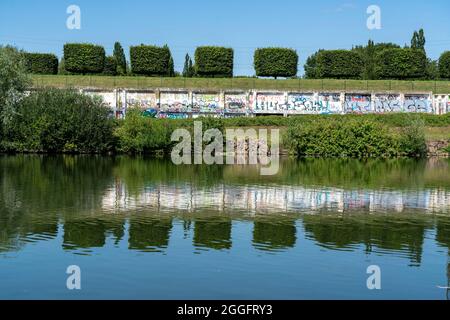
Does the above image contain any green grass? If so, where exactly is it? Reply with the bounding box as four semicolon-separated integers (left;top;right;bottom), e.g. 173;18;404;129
31;75;450;94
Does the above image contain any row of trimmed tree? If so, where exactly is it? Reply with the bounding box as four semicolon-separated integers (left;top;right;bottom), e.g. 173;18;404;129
21;29;450;80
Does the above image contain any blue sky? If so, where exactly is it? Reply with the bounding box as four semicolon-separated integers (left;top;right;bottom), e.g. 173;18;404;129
1;0;449;76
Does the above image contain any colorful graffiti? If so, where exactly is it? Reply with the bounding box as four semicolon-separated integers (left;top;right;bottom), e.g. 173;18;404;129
126;91;157;110
317;93;342;114
404;95;432;113
160;92;190;113
344;94;372;113
448;95;450;114
192;93;222;113
286;93;314;113
254;93;286;113
374;94;402;113
157;112;189;119
225;93;248;114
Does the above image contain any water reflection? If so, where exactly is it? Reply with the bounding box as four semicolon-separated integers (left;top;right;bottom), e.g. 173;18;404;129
1;155;450;263
128;216;172;253
193;218;232;251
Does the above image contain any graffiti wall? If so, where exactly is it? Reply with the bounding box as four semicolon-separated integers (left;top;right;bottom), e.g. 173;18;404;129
160;91;190;113
79;89;448;118
224;93;248;114
286;93;314;113
192;93;222;113
445;95;450;113
157;113;189;119
374;94;402;113
254;93;286;113
317;93;342;114
344;94;372;113
404;95;432;113
126;91;157;110
83;90;116;109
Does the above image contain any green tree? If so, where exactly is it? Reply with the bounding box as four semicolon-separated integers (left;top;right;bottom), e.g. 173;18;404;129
0;46;30;137
113;42;127;75
304;50;323;79
163;44;175;77
411;29;426;51
188;56;194;77
352;41;400;80
183;53;194;77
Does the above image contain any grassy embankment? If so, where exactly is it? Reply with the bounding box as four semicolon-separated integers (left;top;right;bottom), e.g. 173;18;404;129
31;74;450;93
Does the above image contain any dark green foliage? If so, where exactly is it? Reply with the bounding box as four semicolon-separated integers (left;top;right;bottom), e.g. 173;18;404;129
114;110;177;153
103;56;118;76
352;41;400;80
113;42;127;75
194;46;233;77
0;46;31;138
283;117;427;157
315;50;364;79
182;54;194;77
1;88;115;153
304;50;323;79
439;51;450;79
130;45;171;76
63;43;105;74
24;53;58;74
254;48;298;78
374;48;427;80
411;29;426;51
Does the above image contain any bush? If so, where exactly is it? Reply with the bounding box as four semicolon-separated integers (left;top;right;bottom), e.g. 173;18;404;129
283;117;426;157
24;53;58;74
63;43;105;74
194;46;233;77
103;56;118;76
374;48;427;80
114;110;176;153
0;46;30;141
316;50;364;79
254;48;298;78
439;51;450;79
130;45;171;76
1;88;115;153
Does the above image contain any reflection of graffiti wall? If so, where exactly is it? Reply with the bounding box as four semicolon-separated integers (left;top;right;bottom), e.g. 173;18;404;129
317;93;342;114
126;91;157;110
192;93;221;113
404;95;432;113
225;93;248;113
345;94;372;113
254;93;286;112
160;92;190;113
374;94;402;113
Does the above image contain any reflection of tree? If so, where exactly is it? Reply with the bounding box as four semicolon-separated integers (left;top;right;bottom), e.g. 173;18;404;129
63;220;107;249
253;218;296;251
303;215;431;264
128;217;172;252
0;155;115;252
62;217;125;250
193;218;232;250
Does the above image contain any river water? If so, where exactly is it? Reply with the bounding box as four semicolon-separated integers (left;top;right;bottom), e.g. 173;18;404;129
0;155;449;299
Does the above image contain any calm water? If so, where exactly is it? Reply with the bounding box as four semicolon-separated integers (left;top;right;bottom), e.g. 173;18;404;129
0;155;449;300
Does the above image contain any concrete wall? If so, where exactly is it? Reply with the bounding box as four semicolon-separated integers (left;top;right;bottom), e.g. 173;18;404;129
80;88;449;118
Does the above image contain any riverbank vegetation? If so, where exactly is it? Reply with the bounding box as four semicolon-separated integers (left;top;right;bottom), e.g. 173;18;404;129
1;46;449;157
